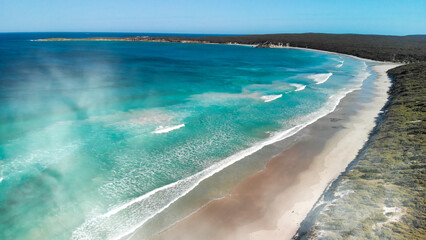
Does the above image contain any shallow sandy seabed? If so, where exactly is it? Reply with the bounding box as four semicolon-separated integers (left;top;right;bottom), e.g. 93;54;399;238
142;61;400;240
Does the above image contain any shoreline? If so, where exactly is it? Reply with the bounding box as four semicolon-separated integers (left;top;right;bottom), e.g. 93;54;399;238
28;34;423;239
34;33;425;63
33;37;403;239
33;37;397;64
31;37;402;64
140;62;400;240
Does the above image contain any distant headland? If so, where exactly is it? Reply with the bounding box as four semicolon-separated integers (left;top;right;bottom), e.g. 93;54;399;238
36;33;426;63
33;32;426;239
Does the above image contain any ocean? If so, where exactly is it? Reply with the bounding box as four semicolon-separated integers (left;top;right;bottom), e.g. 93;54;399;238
0;33;372;240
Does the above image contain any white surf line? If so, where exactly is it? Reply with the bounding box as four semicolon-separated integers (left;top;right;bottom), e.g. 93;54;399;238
0;177;3;183
290;84;306;92
308;73;333;84
116;90;356;240
74;87;366;240
73;65;372;240
152;124;185;134
260;94;282;102
108;125;314;240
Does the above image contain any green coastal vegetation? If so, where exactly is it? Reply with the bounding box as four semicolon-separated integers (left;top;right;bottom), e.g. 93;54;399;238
39;33;426;238
157;33;426;62
295;62;426;239
126;33;424;239
128;33;424;239
38;33;426;62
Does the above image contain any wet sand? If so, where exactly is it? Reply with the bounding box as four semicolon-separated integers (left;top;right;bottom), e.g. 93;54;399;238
148;63;399;240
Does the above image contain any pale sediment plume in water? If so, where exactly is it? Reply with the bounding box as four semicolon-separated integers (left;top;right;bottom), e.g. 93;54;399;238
92;70;369;240
0;33;375;240
308;73;333;84
72;85;358;240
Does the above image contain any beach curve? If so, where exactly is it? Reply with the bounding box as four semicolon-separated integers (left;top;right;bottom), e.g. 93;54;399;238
144;61;398;240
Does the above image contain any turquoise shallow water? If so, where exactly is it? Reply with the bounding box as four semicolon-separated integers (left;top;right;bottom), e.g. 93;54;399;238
0;33;371;240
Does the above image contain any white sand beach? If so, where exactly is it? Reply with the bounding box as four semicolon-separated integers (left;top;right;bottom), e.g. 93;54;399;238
147;62;400;240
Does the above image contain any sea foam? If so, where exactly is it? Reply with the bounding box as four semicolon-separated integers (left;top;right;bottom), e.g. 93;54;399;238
152;124;185;134
290;84;306;92
260;94;282;102
71;63;371;240
335;57;344;68
308;73;333;84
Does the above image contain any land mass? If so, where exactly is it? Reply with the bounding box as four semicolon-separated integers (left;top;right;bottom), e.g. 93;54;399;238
38;33;426;239
295;62;426;239
144;63;399;240
37;33;426;62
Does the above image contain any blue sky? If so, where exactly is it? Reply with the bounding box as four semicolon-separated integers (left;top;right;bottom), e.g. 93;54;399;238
0;0;425;35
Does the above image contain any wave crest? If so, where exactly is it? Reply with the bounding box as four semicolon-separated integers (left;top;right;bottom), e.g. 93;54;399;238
260;94;282;102
71;63;372;240
290;84;306;92
308;73;333;84
152;124;185;134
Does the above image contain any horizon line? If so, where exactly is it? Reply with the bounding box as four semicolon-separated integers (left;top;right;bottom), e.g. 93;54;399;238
0;31;425;37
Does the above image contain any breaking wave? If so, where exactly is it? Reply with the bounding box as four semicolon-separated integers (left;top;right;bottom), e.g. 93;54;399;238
260;94;283;102
290;84;306;92
152;124;185;134
70;63;372;240
308;73;333;84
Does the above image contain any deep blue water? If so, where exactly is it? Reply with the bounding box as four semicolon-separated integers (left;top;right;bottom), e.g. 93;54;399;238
0;33;370;240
